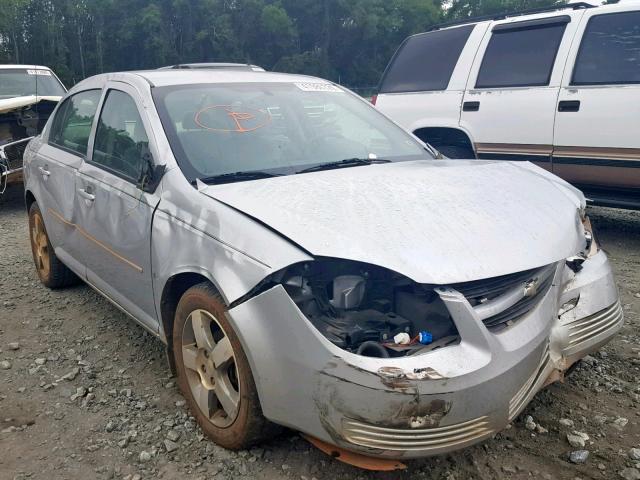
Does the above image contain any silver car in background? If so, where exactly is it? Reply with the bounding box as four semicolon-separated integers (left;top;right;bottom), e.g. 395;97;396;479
23;70;622;462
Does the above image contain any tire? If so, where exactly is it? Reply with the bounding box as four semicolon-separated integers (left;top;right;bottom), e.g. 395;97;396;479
28;202;78;288
435;145;476;159
173;282;276;449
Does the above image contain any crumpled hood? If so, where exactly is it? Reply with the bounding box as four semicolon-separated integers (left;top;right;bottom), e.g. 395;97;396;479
0;95;62;115
202;160;585;284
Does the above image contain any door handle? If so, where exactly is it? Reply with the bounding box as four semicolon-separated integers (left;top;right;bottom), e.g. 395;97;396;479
463;101;480;112
78;186;95;201
38;166;51;177
558;100;580;112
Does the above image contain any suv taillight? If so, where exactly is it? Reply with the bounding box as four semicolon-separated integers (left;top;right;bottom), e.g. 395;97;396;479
370;94;377;106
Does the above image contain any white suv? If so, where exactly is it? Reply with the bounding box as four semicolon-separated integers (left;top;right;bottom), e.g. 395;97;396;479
374;1;640;209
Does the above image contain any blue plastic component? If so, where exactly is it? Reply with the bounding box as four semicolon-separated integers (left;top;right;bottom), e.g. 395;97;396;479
418;331;433;345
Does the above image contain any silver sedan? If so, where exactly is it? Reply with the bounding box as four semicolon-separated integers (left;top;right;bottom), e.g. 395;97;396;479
23;69;622;463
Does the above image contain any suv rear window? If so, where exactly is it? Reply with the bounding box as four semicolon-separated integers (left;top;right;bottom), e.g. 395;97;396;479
476;17;569;88
572;11;640;86
379;25;474;93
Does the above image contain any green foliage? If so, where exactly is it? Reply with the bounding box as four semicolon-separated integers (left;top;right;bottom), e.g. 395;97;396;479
0;0;566;88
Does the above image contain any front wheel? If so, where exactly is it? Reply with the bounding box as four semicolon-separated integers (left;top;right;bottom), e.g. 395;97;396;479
173;282;276;449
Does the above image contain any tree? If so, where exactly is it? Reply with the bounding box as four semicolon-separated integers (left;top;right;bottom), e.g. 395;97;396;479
0;0;568;88
0;0;29;63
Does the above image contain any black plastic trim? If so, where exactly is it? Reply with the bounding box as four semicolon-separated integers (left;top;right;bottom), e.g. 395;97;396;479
492;15;571;32
427;2;593;32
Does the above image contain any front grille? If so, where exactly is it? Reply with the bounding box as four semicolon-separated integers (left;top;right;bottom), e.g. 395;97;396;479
0;137;31;172
342;416;493;452
451;264;556;328
509;343;550;420
565;301;623;349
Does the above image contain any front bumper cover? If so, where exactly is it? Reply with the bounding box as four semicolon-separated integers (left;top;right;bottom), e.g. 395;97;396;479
226;250;621;459
0;137;32;192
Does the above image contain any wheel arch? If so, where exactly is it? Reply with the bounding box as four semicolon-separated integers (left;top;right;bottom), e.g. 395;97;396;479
160;271;223;342
412;126;476;157
24;189;37;212
159;270;224;372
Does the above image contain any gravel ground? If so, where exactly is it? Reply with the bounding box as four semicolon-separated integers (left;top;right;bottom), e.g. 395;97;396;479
1;184;639;480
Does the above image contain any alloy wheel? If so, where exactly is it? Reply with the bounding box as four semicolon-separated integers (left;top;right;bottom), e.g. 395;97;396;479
31;212;50;279
181;309;240;428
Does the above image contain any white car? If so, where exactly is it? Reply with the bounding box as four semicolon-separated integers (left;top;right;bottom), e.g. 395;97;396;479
0;64;66;193
374;1;640;209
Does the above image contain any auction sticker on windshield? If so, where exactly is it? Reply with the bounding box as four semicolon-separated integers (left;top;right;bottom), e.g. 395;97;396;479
294;83;343;93
26;69;52;76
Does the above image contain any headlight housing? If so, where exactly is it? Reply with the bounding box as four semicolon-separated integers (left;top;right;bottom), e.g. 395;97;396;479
277;258;459;358
582;215;600;258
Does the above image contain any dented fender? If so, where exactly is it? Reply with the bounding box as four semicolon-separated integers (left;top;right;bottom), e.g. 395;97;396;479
152;168;312;336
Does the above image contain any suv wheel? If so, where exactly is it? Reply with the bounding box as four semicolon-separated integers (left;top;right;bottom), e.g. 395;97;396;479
28;202;78;288
173;282;276;449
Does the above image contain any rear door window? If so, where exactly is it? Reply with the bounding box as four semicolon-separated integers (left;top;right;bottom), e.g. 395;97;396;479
379;25;474;93
572;11;640;85
475;17;569;88
49;89;101;156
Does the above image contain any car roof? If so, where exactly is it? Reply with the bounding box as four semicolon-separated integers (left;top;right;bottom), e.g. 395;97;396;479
73;70;333;91
0;64;53;70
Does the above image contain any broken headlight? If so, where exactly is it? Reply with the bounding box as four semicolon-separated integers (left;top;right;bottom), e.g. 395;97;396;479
582;215;600;258
278;259;458;357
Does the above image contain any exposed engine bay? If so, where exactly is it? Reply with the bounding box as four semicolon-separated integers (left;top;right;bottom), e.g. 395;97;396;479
275;258;558;358
280;259;460;358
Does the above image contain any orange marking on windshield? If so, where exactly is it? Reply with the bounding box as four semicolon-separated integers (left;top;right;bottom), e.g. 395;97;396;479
194;105;271;133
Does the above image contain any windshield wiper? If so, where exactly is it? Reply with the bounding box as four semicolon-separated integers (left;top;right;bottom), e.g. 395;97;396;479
196;170;283;185
296;157;391;174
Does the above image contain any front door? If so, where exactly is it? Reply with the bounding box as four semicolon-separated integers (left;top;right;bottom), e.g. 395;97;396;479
553;6;640;203
75;85;161;331
460;11;585;171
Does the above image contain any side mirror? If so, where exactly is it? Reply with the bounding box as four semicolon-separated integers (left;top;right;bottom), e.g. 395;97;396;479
138;146;166;193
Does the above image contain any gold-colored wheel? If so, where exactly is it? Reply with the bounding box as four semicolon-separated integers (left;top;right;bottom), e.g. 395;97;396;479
28;202;77;289
30;211;51;280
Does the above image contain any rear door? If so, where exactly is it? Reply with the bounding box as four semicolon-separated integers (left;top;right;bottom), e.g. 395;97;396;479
460;11;585;171
74;83;161;331
553;5;640;203
32;89;102;276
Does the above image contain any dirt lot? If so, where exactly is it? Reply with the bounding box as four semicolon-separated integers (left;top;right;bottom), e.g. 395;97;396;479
1;184;639;480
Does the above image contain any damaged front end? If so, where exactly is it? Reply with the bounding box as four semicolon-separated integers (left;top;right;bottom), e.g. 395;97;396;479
279;259;459;358
0;66;65;193
225;218;621;459
260;256;559;362
1;97;59;193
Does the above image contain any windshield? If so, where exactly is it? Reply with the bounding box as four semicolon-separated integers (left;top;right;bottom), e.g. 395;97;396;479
0;69;66;99
152;82;430;182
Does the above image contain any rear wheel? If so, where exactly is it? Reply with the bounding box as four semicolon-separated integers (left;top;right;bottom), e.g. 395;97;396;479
173;282;276;449
28;202;78;288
